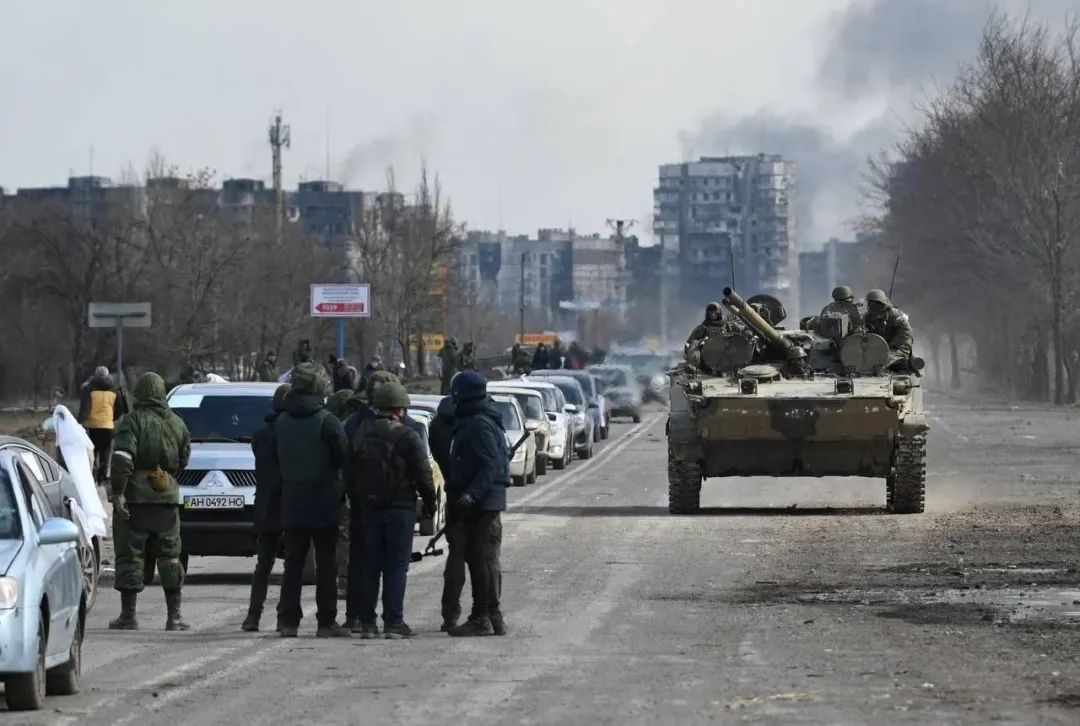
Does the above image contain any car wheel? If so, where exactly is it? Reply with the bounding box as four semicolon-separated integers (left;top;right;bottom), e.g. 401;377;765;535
81;537;101;612
632;413;642;424
512;475;526;487
46;604;82;696
601;426;609;440
552;452;566;470
579;444;593;460
301;549;317;586
536;454;547;476
5;610;47;710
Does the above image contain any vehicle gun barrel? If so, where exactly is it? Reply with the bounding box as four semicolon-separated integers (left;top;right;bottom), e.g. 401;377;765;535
722;287;792;351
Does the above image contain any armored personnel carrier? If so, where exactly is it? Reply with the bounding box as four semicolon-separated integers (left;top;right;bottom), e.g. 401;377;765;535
668;288;929;514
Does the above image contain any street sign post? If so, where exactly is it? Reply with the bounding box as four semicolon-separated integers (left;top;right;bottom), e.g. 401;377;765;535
88;302;152;384
311;284;371;359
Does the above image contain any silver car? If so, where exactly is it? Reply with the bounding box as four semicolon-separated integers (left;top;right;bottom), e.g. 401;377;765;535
0;461;85;711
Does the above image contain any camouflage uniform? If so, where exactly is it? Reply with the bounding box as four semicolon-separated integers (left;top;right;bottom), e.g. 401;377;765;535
865;291;914;369
439;339;459;395
459;343;476;372
109;372;192;631
256;354;279;382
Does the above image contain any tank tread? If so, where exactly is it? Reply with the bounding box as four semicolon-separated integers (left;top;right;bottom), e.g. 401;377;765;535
668;448;702;514
889;434;926;514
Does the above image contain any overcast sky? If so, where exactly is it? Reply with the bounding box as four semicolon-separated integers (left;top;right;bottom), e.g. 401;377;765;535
1;0;1075;247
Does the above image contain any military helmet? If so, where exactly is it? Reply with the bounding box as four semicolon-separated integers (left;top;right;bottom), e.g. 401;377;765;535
365;370;400;398
866;289;890;305
290;362;331;397
786;346;807;360
451;370;487;403
831;285;855;302
706;301;721;315
373;381;410;410
134;372;167;403
272;383;292;412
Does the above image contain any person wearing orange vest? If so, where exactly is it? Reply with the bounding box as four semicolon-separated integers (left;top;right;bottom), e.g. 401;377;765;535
78;366;126;484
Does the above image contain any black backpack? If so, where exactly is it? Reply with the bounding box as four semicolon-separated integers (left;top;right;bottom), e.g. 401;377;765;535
352;421;410;509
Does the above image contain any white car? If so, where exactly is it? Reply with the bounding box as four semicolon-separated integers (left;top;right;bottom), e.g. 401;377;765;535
507;379;573;469
167;383;279;572
0;459;84;711
488;385;553;475
489;395;537;486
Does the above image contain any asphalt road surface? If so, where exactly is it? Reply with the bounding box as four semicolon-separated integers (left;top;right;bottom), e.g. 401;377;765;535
5;396;1080;724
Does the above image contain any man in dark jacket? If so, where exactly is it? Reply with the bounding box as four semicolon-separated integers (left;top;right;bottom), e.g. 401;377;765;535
330;357;358;392
242;384;290;633
350;382;436;639
274;363;351;638
256;352;279;382
531;343;550;372
445;371;511;637
428;396;455;481
78;366;125;484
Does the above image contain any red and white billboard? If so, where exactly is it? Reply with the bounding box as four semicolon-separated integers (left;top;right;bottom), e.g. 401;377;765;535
310;284;371;318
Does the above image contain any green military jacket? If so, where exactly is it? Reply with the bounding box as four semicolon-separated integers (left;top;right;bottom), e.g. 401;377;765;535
111;373;192;504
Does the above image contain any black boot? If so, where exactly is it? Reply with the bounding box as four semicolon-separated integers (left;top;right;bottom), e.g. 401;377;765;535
165;590;192;631
241;610;261;632
108;591;139;630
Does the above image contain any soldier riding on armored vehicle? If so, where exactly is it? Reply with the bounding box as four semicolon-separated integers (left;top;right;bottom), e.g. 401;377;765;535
670;287;929;515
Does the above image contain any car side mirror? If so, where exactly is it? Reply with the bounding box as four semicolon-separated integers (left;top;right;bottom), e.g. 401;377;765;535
525;421;540;431
564;404;579;414
39;517;80;545
547;413;557;422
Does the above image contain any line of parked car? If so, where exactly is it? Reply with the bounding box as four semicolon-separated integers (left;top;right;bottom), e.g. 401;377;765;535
0;360;658;711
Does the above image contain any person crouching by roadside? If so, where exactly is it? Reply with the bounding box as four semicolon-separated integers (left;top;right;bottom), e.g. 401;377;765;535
275;363;351;638
350;382;436;639
242;383;290;633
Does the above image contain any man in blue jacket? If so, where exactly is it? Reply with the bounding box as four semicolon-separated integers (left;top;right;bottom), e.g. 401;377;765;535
446;370;511;637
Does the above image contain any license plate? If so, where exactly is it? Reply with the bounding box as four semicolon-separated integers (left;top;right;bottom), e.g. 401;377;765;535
184;495;245;510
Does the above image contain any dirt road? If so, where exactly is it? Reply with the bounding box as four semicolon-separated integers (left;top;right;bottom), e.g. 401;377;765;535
5;397;1079;724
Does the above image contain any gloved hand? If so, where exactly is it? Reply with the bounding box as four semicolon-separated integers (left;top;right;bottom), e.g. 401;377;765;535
113;494;130;520
456;493;476;510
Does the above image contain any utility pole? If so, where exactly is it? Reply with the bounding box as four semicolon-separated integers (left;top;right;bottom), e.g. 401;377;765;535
268;111;291;237
659;230;667;345
519;251;527;344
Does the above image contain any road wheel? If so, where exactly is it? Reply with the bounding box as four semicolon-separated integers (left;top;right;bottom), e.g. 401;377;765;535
301;549;317;585
81;538;101;612
552;451;566;470
632;413;642;424
578;443;593;460
888;434;926;514
512;475;526;487
5;611;47;710
536;454;547;476
668;448;703;514
46;604;82;696
600;426;609;440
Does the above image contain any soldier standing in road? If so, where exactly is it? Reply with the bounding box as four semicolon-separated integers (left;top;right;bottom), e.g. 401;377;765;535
108;372;192;631
459;341;477;372
864;289;914;370
275;363;351;638
439;338;460;395
445;371;511;637
256;352;279;382
548;339;564;369
531;343;550;371
242;383;290;633
350;382;436;639
511;343;531;374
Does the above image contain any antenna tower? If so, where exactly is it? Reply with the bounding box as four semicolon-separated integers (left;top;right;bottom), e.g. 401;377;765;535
268;111;291;235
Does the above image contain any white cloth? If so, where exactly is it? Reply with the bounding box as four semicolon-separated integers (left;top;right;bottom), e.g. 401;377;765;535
50;405;108;539
65;498;94;550
206;373;228;383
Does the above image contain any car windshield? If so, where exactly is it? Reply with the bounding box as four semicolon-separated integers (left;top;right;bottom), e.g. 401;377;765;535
170;394;274;443
493;400;522;431
510;394;543;420
525;387;558;412
548;379;583;405
0;472;22;540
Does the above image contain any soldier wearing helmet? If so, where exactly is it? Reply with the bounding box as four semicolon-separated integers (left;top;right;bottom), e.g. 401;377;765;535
864;289;914;369
832;285;855;304
349;381;436;640
685;301;725;349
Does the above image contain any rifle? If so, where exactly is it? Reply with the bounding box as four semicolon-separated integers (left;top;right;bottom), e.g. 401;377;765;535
413;431;531;561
